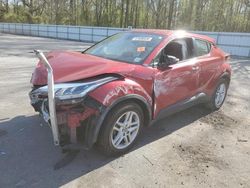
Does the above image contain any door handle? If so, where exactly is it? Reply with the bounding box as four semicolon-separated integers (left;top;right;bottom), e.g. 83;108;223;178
192;66;199;71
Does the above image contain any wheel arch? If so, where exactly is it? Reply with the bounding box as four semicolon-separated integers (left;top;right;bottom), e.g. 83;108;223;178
220;71;231;84
104;94;152;126
91;94;152;147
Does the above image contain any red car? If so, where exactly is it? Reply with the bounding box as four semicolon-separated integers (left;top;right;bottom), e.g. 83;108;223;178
29;30;231;155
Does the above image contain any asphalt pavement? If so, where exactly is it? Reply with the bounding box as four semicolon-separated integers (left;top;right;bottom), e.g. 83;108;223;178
0;33;249;188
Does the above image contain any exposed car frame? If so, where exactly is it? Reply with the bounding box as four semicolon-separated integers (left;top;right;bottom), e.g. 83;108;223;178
34;50;60;146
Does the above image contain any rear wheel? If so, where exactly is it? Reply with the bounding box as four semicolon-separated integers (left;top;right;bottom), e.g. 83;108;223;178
206;78;229;110
97;103;144;156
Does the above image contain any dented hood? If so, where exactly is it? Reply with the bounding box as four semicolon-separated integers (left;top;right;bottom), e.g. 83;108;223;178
31;51;136;85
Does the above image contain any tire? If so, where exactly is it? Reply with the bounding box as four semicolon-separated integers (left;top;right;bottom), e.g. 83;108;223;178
97;102;144;156
205;78;229;111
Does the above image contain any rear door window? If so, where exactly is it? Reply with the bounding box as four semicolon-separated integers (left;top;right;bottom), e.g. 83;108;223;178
194;39;211;56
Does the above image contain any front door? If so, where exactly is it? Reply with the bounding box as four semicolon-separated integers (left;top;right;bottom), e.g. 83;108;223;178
152;38;200;118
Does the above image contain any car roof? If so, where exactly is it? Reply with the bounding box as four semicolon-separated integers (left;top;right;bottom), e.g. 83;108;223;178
132;29;174;36
131;29;216;44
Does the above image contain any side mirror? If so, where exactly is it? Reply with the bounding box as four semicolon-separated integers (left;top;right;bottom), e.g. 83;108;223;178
158;55;179;70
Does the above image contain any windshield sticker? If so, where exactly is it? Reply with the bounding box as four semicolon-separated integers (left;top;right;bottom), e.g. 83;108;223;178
134;57;142;62
137;47;146;52
132;37;152;42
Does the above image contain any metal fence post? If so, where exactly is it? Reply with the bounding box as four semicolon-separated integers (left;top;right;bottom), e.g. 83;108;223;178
79;26;80;41
29;24;31;36
56;25;58;39
216;32;220;45
91;27;94;42
67;26;69;40
37;24;39;36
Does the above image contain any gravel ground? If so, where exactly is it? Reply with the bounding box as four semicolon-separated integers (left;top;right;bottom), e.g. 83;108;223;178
0;33;249;188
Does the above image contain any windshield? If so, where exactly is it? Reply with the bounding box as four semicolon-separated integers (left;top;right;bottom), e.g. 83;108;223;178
84;32;164;64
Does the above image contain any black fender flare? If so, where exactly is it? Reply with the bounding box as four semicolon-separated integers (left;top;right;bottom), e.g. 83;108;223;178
219;71;231;84
85;94;152;148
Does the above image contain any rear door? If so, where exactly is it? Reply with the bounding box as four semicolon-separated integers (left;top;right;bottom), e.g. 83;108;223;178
193;39;221;93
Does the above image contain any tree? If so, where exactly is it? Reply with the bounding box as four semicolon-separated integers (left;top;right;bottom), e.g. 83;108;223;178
0;0;249;32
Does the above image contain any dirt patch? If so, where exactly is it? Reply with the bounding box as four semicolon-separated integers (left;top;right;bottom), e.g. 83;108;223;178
175;143;228;171
225;100;237;106
199;110;238;129
227;94;249;102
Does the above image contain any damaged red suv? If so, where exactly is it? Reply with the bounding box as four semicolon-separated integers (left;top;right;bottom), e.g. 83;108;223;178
29;30;231;155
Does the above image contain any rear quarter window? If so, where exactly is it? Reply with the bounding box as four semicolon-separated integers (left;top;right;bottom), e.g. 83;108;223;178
194;39;211;57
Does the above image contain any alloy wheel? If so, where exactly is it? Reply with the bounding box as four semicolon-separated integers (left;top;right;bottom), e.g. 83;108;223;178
215;83;226;108
110;111;140;149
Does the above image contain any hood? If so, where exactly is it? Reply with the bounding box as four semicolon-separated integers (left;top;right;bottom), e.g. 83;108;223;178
31;51;136;85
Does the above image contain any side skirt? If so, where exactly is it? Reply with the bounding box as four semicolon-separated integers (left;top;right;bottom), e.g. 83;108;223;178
151;92;209;124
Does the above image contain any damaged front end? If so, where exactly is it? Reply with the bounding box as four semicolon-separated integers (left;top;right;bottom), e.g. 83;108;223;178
30;50;118;148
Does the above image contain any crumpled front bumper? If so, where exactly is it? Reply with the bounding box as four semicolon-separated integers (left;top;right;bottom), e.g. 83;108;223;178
31;50;118;148
29;91;101;145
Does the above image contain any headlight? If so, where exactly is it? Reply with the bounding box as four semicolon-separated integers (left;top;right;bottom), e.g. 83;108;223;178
32;76;117;100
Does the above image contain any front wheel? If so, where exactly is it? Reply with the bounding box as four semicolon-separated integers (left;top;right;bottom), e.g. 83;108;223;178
97;103;144;156
206;78;229;111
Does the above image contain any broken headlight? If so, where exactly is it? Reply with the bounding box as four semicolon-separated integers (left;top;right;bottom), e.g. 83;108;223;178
32;76;117;101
